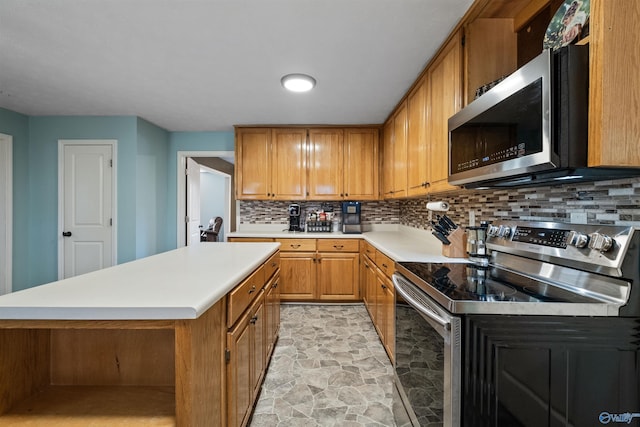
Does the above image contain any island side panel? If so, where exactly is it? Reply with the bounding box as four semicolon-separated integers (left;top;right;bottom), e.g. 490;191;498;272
175;298;226;427
50;329;175;385
0;329;50;415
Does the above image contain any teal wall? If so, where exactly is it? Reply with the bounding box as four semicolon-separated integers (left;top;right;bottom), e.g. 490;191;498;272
0;108;30;290
136;118;171;258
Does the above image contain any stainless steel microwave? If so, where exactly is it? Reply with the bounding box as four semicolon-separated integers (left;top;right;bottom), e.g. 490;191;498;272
448;46;590;188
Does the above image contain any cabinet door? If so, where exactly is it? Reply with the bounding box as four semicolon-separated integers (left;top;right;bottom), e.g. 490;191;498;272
279;252;316;301
249;291;265;402
588;0;640;167
381;276;394;363
227;310;253;427
307;128;344;200
235;128;271;200
362;255;377;322
428;32;462;194
271;128;307;200
392;103;408;198
344;128;379;200
317;252;360;301
264;273;280;362
381;119;395;198
407;78;430;196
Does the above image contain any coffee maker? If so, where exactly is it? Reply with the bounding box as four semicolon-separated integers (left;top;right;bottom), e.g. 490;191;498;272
341;201;362;234
288;204;302;232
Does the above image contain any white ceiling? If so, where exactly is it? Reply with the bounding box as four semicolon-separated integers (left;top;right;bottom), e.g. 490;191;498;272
0;0;474;132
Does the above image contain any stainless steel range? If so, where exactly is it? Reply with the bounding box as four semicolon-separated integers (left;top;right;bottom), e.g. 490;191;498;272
392;221;640;427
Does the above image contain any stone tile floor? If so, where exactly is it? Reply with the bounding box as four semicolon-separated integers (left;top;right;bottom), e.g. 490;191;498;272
249;304;397;427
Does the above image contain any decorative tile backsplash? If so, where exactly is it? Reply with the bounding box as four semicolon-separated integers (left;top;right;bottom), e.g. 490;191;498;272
239;177;640;230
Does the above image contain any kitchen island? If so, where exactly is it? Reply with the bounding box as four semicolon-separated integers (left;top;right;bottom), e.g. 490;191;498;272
0;242;280;427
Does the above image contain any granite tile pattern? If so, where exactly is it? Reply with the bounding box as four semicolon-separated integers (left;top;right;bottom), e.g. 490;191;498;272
249;304;396;427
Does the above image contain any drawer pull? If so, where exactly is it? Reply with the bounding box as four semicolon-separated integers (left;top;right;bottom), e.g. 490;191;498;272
381;284;387;290
333;245;344;250
382;263;388;268
290;244;301;249
248;285;256;294
250;315;258;324
271;262;277;267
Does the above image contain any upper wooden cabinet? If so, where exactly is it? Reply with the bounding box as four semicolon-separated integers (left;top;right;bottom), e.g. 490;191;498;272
407;77;429;196
427;31;463;194
235;127;306;200
381;119;394;198
236;126;380;201
235;128;271;200
307;128;343;200
270;128;307;200
344;128;380;200
382;104;408;199
588;0;640;167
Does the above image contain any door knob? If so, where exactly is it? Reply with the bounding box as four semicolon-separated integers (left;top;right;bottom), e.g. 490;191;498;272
62;231;72;237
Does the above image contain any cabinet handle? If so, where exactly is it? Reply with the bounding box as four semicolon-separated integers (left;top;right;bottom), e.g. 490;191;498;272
333;245;344;250
345;193;349;197
382;263;388;268
250;315;258;324
271;262;277;267
365;264;369;269
248;285;256;294
381;284;387;290
272;282;278;289
290;244;300;249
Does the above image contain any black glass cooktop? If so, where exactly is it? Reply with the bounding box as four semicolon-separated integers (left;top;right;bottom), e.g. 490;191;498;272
396;262;598;304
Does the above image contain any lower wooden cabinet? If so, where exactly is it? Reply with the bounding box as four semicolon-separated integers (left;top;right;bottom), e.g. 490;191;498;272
226;252;280;427
361;248;395;363
276;238;360;302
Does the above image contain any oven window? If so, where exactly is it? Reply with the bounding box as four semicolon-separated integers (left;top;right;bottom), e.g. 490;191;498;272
395;301;445;426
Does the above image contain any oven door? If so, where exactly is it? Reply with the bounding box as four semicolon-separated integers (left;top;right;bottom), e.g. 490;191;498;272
393;273;462;427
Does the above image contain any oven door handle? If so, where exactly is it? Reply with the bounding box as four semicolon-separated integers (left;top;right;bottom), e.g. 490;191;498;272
393;275;451;330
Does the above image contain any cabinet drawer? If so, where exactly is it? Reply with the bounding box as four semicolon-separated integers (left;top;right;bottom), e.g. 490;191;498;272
361;241;376;259
375;250;395;278
317;239;360;252
227;265;265;327
264;252;280;280
275;238;317;252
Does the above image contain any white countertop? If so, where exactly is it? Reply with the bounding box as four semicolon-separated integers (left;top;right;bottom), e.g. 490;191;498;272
230;225;468;264
0;242;280;321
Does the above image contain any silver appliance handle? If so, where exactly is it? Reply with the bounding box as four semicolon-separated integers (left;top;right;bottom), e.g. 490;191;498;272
393;274;450;329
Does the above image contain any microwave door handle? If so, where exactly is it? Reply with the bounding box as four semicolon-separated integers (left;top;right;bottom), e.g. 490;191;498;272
393;276;450;330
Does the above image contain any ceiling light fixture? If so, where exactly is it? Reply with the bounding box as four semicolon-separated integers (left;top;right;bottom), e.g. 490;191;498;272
281;73;316;92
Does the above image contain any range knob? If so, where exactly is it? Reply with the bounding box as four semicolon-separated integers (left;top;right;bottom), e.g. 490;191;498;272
487;225;500;237
498;225;512;238
588;233;614;252
567;231;589;248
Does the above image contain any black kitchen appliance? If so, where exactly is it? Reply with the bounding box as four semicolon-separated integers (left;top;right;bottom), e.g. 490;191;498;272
393;220;640;426
448;45;640;188
287;203;302;232
341;201;362;234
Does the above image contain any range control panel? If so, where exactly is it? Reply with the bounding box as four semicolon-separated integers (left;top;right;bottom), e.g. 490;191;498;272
511;227;568;248
485;220;635;273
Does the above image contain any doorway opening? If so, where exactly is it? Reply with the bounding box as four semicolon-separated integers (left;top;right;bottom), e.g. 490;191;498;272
0;133;12;295
176;151;235;247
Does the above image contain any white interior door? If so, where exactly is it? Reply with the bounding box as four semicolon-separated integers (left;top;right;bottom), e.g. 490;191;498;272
186;157;201;245
60;142;114;278
0;133;12;295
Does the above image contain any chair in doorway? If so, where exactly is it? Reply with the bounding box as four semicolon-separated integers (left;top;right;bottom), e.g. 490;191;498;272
201;216;223;242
